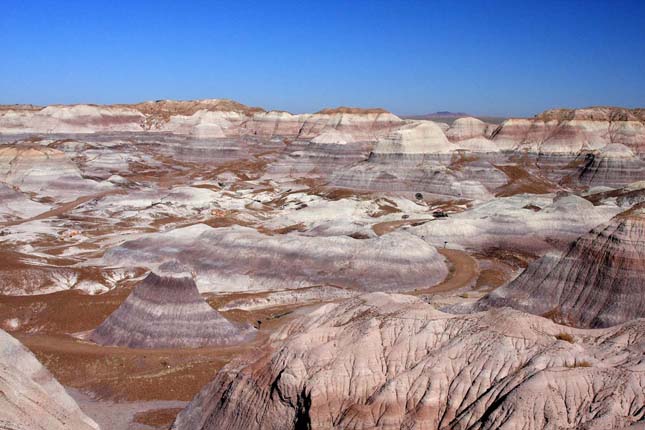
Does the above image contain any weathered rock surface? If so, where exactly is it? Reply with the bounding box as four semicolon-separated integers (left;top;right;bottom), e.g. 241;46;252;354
101;224;449;293
0;329;100;430
478;205;645;327
91;265;254;348
172;293;645;430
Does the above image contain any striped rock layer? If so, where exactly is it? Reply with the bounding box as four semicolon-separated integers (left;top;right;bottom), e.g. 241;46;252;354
90;272;254;348
479;206;645;327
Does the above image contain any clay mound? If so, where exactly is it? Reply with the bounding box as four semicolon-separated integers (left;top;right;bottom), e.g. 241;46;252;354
172;293;645;430
478;206;645;327
0;329;99;430
90;269;254;348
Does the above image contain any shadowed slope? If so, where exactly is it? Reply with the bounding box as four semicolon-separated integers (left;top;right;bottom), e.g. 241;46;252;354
478;205;645;327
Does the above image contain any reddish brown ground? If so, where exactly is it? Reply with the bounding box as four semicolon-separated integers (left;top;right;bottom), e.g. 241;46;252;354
133;407;184;428
409;248;479;295
0;287;300;404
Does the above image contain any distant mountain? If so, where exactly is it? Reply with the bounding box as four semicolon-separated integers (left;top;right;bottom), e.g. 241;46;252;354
401;111;508;125
403;111;470;120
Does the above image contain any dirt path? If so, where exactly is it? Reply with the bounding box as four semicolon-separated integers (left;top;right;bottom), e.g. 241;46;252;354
409;248;479;295
372;218;433;236
1;189;122;227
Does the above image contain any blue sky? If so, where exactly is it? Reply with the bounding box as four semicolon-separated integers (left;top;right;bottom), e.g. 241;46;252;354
2;0;644;116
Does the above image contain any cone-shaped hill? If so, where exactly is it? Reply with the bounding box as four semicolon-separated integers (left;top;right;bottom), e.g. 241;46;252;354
478;204;645;327
91;264;255;348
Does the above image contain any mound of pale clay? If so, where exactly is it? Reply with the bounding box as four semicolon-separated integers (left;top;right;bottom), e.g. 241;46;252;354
478;206;645;327
90;266;254;348
0;329;100;430
373;120;452;154
445;116;497;142
172;293;645;430
101;224;449;294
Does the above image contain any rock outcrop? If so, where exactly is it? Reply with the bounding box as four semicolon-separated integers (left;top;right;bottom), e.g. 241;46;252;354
0;329;100;430
478;205;645;327
90;263;254;348
172;293;645;430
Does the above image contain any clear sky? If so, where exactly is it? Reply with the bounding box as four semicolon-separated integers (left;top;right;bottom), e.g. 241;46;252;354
2;0;644;117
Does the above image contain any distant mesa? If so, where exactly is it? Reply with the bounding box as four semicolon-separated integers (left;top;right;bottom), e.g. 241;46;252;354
409;111;470;118
315;106;390;115
90;263;255;348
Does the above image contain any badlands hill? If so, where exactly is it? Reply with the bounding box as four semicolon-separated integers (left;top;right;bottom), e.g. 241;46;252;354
91;264;254;348
478;205;645;328
1;100;645;430
172;293;645;430
0;329;99;430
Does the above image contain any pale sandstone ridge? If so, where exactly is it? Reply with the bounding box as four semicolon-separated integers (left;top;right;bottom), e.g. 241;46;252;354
478;205;645;327
0;329;100;430
172;293;645;430
90;264;255;348
493;106;645;155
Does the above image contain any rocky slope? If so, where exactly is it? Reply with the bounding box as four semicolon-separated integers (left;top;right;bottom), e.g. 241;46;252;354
91;263;255;348
477;205;645;328
172;293;645;430
0;329;100;430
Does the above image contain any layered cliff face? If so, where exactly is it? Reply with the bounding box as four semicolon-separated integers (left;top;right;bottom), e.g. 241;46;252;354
478;206;645;328
493;107;645;155
90;266;255;348
100;224;449;293
172;293;645;430
0;329;99;430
